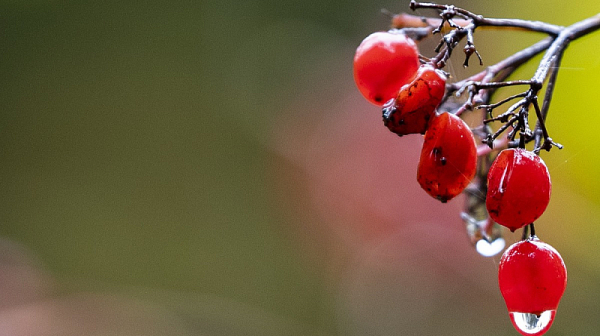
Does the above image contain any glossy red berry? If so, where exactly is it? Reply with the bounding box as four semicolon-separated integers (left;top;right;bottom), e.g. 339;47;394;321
383;64;446;136
417;112;477;202
353;31;420;106
499;238;567;336
486;148;551;232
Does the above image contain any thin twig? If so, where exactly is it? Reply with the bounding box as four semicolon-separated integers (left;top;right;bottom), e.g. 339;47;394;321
478;92;528;112
408;1;563;34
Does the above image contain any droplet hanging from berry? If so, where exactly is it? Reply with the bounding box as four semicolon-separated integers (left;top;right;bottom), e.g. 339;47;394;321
498;237;567;336
462;214;505;257
509;311;555;336
462;157;505;257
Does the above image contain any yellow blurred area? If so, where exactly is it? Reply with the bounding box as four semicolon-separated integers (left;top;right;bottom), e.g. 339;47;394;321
0;0;600;335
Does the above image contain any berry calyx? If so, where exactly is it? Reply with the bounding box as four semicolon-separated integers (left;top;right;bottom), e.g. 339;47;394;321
486;148;551;232
498;237;567;336
417;112;477;202
383;64;447;136
353;31;420;106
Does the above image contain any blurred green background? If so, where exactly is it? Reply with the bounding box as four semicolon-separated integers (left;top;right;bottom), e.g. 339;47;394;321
0;0;599;335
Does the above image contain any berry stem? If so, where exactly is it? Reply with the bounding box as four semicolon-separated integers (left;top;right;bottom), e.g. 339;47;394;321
529;223;536;238
521;224;529;241
520;223;537;240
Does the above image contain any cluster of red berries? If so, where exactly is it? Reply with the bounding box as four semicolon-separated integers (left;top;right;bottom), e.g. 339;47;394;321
353;31;567;335
354;31;477;203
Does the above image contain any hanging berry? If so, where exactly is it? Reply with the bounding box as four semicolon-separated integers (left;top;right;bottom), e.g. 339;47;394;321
498;237;567;336
486;148;551;232
353;31;420;106
383;64;447;136
417;112;477;202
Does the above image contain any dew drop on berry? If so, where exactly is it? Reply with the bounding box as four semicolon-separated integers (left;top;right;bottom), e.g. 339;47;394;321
509;310;555;336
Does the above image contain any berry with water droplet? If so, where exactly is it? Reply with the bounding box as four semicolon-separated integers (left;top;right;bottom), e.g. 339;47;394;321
498;238;567;336
353;31;420;106
417;112;477;202
383;64;446;136
486;148;551;231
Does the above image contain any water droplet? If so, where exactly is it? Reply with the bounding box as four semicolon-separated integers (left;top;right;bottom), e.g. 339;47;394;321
476;237;505;257
462;213;504;257
462;179;505;257
509;311;555;336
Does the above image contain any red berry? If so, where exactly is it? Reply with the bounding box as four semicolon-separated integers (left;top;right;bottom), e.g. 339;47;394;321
353;31;420;106
383;64;446;136
499;238;567;336
486;148;551;232
417;112;477;202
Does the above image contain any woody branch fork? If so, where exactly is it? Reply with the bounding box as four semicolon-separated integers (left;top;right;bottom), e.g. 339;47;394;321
393;1;600;154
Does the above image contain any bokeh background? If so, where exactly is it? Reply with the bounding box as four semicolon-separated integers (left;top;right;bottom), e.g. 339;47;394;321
0;0;599;335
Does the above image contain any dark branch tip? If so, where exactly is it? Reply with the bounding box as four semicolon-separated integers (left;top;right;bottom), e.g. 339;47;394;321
483;135;494;148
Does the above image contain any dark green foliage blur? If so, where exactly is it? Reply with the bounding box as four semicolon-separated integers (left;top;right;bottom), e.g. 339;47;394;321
0;0;357;333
